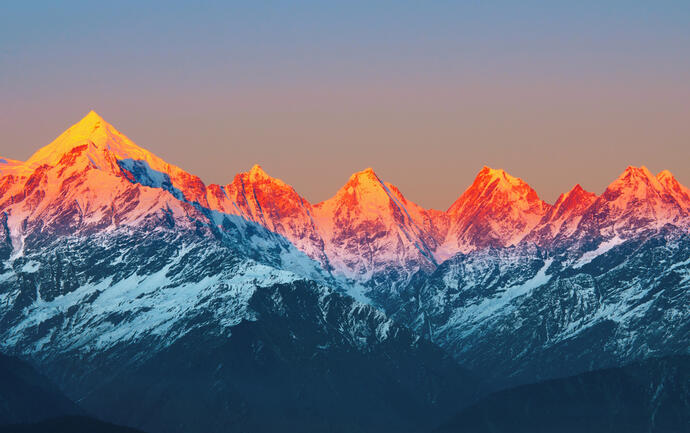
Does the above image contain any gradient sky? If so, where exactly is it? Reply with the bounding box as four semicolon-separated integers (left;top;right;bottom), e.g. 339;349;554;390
1;1;689;209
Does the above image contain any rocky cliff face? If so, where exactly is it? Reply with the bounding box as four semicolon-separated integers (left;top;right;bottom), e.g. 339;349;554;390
395;228;690;390
439;167;550;259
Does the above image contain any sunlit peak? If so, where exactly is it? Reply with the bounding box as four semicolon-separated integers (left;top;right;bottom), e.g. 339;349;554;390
622;165;653;178
71;110;107;131
249;164;267;176
656;170;675;182
477;166;526;189
350;167;379;180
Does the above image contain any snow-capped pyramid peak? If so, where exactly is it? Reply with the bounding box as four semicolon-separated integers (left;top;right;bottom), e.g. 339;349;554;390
25;110;157;169
569;183;586;194
606;165;667;201
19;111;210;206
316;168;392;210
440;166;549;254
312;168;439;284
656;169;690;210
77;109;105;127
657;169;674;183
249;163;268;177
621;165;656;180
554;184;596;208
359;167;377;176
239;164;290;189
347;167;381;185
475;165;523;188
573;166;689;240
206;163;328;264
317;168;382;213
447;166;547;218
656;169;682;190
525;184;597;243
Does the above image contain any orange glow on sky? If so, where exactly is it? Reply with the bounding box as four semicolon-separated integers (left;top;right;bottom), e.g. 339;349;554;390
2;2;689;208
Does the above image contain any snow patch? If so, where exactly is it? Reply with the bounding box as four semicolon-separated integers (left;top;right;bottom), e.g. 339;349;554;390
21;261;40;273
573;237;624;268
443;259;553;335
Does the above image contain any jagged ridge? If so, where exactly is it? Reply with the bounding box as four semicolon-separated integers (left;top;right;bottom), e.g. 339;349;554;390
2;112;688;296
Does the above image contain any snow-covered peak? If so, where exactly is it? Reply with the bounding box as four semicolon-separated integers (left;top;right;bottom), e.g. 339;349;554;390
594;164;685;222
242;164;290;189
204;165;328;265
608;166;664;195
448;166;545;215
4;111;690;296
439;167;549;256
656;170;690;210
474;166;525;189
26;111;161;170
572;166;689;241
656;169;674;183
218;165;306;214
553;184;597;210
80;109;105;127
19;112;209;206
352;167;378;179
603;165;672;206
345;167;384;190
526;184;598;243
248;164;269;179
82;109;104;123
312;169;438;285
314;168;395;216
549;184;598;224
605;166;690;214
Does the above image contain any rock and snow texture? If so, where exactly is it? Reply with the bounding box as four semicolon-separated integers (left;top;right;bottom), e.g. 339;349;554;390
206;164;330;266
0;223;475;433
5;111;689;296
311;168;441;288
24;110;210;206
394;230;690;389
0;233;286;356
1;111;689;398
572;166;690;243
526;184;598;245
438;167;550;260
0;111;449;366
657;169;690;210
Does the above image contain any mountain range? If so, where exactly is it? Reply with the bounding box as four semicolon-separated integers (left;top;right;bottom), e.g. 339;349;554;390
0;111;688;432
